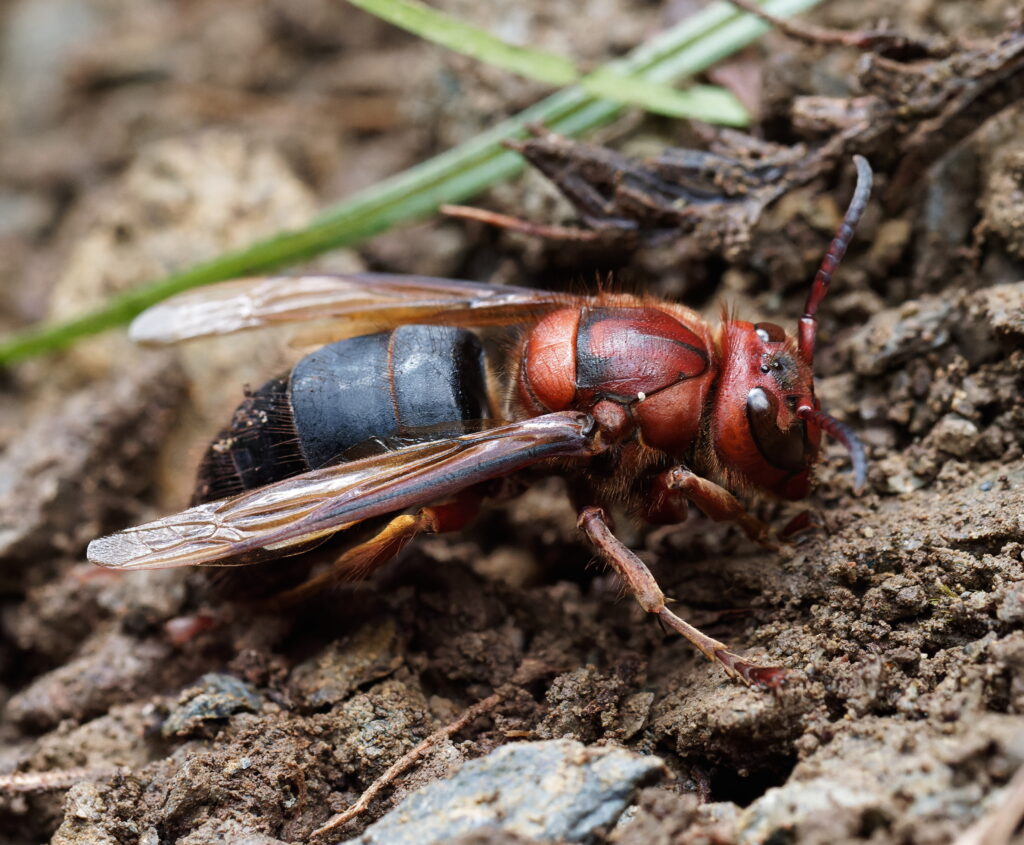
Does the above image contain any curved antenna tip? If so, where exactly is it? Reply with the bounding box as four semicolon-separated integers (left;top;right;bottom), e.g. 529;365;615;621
853;154;873;180
798;407;868;495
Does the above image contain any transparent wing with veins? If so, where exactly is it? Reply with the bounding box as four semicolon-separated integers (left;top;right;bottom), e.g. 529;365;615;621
88;412;601;571
130;273;577;345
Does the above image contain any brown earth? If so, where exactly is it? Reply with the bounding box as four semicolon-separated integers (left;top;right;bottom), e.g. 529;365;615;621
1;1;1024;843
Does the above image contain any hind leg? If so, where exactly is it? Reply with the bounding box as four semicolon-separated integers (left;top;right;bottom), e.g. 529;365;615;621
578;506;786;688
271;493;481;607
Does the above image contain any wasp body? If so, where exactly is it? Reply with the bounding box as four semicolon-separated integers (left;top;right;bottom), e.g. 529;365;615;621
89;157;873;687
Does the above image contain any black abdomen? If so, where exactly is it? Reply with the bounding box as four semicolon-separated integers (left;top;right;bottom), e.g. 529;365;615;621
193;325;490;504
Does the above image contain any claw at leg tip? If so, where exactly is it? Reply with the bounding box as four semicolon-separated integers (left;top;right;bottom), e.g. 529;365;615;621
713;649;789;690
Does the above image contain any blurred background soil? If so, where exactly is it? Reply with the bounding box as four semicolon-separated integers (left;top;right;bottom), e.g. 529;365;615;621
2;0;1024;843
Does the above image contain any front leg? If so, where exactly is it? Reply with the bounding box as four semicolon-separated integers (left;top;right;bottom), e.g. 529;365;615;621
577;506;786;688
661;467;779;550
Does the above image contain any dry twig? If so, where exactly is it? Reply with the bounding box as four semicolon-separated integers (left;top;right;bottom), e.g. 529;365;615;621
724;0;908;50
312;691;504;839
441;205;608;242
0;767;115;794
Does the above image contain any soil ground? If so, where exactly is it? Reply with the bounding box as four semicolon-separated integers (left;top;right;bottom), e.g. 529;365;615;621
2;1;1024;843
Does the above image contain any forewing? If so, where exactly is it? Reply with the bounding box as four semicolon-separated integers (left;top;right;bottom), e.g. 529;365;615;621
88;412;600;570
130;273;575;345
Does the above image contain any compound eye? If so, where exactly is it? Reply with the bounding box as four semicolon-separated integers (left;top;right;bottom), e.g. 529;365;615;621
754;322;787;344
747;387;806;472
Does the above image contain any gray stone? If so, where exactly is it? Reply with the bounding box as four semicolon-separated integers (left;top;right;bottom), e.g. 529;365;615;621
162;673;262;737
350;739;664;845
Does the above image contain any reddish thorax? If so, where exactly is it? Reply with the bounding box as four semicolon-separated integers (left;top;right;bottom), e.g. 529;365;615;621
515;297;716;456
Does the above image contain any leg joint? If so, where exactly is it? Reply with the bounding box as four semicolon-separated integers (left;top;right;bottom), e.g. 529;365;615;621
665;467;698;493
577;505;607;532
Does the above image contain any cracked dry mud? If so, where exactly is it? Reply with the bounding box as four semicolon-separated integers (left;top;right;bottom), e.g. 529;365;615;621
2;0;1024;843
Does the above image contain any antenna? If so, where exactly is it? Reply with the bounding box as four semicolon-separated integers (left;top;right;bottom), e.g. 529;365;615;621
798;156;873;364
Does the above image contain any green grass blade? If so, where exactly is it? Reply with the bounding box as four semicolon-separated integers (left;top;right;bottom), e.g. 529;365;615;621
0;0;825;364
582;74;750;125
348;0;749;126
346;0;577;86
